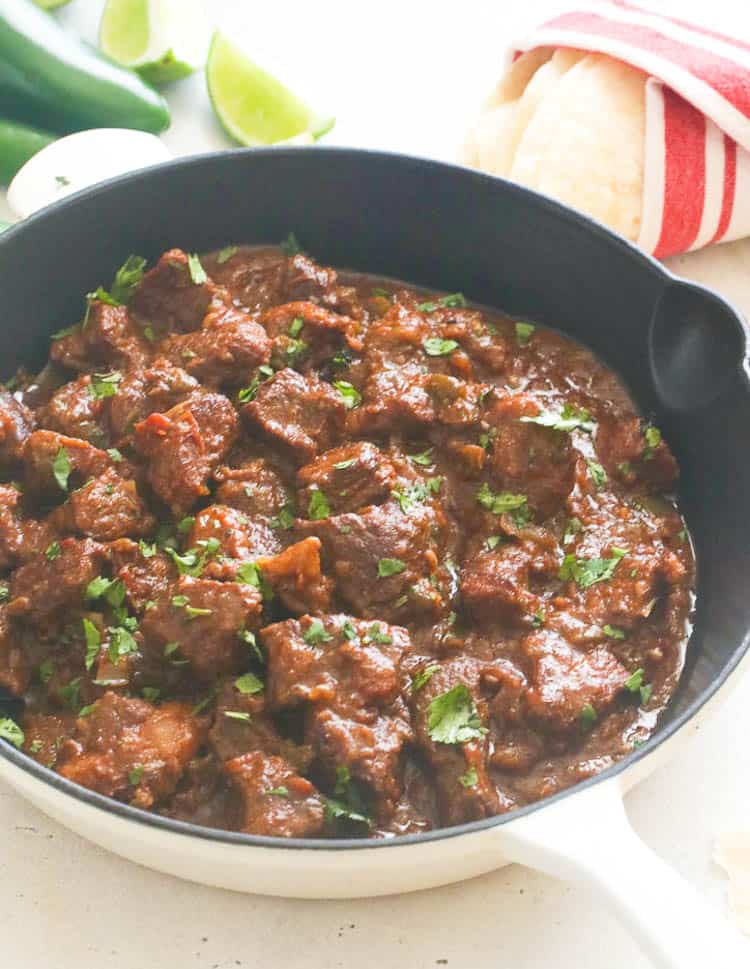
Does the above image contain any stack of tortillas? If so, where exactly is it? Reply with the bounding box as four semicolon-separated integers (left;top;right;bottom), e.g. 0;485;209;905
463;1;750;258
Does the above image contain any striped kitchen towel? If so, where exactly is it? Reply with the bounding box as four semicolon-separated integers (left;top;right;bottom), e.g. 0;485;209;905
513;1;750;258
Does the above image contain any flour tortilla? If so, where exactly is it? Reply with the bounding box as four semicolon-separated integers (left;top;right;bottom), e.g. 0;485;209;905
509;53;646;240
465;48;585;176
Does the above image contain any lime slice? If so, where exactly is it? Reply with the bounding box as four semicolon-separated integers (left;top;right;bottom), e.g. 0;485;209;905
206;32;334;147
99;0;207;85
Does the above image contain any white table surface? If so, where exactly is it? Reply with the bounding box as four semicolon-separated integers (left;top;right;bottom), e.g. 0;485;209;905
2;2;750;966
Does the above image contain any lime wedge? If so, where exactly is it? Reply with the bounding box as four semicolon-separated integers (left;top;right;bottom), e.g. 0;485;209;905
99;0;207;85
206;32;334;147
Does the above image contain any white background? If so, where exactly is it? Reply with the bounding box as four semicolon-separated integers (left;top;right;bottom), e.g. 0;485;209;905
2;2;750;967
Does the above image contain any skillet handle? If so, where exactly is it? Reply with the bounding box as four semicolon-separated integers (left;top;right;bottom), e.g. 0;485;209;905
498;778;750;968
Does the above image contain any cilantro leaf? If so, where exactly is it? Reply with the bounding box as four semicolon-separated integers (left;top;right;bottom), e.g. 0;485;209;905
418;293;466;312
587;460;607;489
377;558;406;578
89;370;122;400
476;483;527;516
0;717;24;748
187;253;207;285
411;662;440;692
580;703;597;728
235;672;264;695
308;487;330;520
520;403;595;434
459;766;478;789
53;446;71;492
303;618;333;645
558;548;627;589
603;624;626;640
82;618;101;671
111;255;146;304
423;337;459;357
409;447;433;466
427;684;487;745
515;321;535;346
217;245;238;264
280;232;301;257
333;381;362;410
224;710;252;723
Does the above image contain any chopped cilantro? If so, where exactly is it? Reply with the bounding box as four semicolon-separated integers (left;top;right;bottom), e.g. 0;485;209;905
224;711;252;723
303;618;333;645
372;287;390;299
29;739;43;753
164;641;181;657
377;558;406;578
587;460;607;489
143;325;156;343
643;423;662;460
411;663;440;692
485;535;503;551
364;623;392;645
171;594;189;607
45;541;61;561
289;316;304;338
108;625;138;663
271;502;295;530
308;487;330;520
53;446;71;492
82;618;101;671
235;672;264;695
603;624;626;640
521;403;595;434
285;337;307;365
580;703;597;728
268;786;289;798
409;448;433;466
459;766;478;788
333;458;356;470
111;255;146;303
89;370;122;400
139;540;157;558
167;537;220;577
558;548;627;589
640;683;653;705
562;517;582;545
280;232;301;257
185;605;212;620
141;687;161;702
423;337;459;357
60;677;82;712
38;659;55;684
418;293;466;312
515;321;535;346
187;253;207;285
235;561;273;600
333;380;362;409
177;516;195;534
342;620;358;641
107;448;123;463
0;718;24;748
216;245;238;264
128;765;144;785
476;482;527;516
531;610;545;628
427;685;487;745
237;364;275;403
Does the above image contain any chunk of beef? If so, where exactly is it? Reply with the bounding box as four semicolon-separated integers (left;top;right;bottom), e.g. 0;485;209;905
209;677;312;771
23;430;111;498
224;751;325;837
186;504;280;578
203;247;288;312
141;575;262;681
596;415;678;492
162;305;271;386
37;375;108;447
108;360;198;441
307;701;413;818
484;393;576;519
214;457;292;523
296;442;396;516
428;306;508;374
257;537;332;615
299;502;445;621
109;538;177;613
261;614;409;711
357;368;484;434
57;692;204;808
409;657;501;826
51;467;155;541
261;300;350;367
0;392;35;465
523;631;630;730
285;253;338;301
169;389;239;465
461;539;559;625
0;606;29;696
242;368;345;463
9;537;106;627
131;248;219;333
51;300;149;372
134;409;210;515
0;484;55;569
23;711;77;768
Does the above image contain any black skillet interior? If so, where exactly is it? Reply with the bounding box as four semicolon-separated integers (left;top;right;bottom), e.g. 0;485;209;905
0;146;749;824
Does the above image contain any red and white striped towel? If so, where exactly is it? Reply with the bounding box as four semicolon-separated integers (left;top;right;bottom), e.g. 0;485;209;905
513;1;750;258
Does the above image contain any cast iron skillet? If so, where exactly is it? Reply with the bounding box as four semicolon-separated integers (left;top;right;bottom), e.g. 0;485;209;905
0;148;749;967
